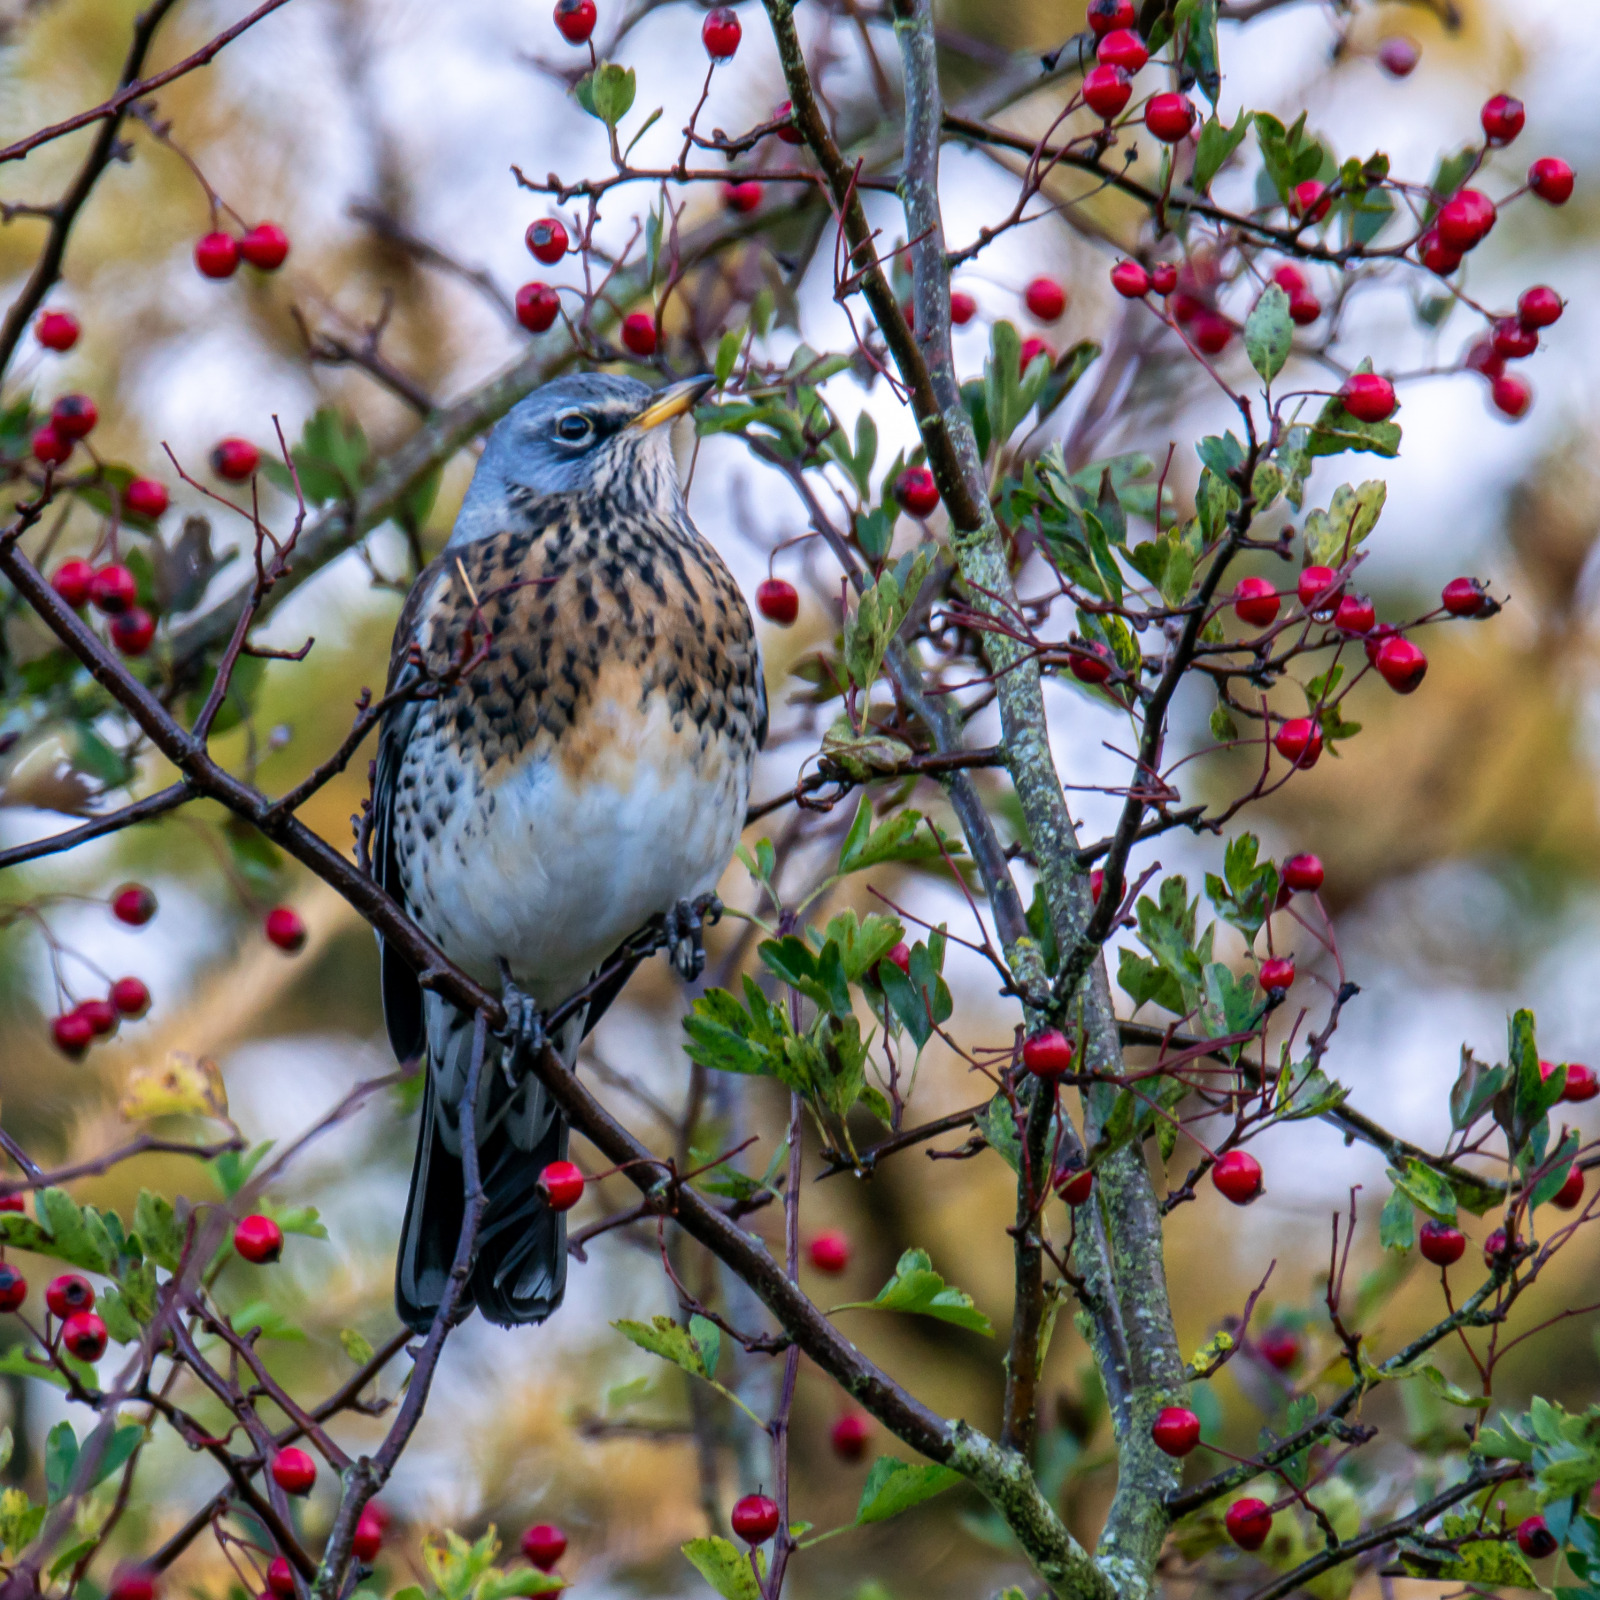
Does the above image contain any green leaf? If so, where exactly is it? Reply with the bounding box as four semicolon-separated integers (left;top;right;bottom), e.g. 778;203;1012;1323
1417;1365;1490;1409
977;1096;1022;1174
44;1422;77;1503
1243;285;1293;384
575;61;637;127
0;1487;44;1556
1306;395;1401;460
1302;480;1387;567
1378;1186;1415;1253
615;1316;715;1379
1388;1157;1457;1223
34;1188;116;1273
210;1142;273;1199
855;1457;963;1525
682;1536;762;1600
688;1314;721;1379
229;1301;304;1341
837;800;959;875
133;1190;184;1271
715;328;743;387
1191;112;1250;193
1450;1048;1507;1132
97;1287;142;1344
843;1248;992;1335
478;1570;566;1598
0;1348;68;1391
340;1328;376;1366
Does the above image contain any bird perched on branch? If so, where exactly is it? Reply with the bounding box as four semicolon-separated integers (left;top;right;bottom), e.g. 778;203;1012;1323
371;372;765;1333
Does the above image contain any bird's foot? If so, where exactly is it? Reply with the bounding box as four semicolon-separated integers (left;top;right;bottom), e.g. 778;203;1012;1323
496;962;546;1086
664;894;722;983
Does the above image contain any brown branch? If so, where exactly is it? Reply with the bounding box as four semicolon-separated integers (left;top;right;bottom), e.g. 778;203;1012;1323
0;783;193;873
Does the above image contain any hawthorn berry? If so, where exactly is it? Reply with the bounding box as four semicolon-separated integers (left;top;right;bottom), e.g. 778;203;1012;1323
271;1448;316;1496
721;180;762;213
52;558;94;608
1213;1149;1263;1204
521;1525;567;1570
1480;93;1525;147
1190;307;1232;354
52;1009;93;1058
111;976;151;1018
1258;1327;1300;1371
35;310;80;351
265;905;307;952
0;1267;25;1313
526;218;569;264
1096;28;1147;73
1563;1062;1598;1101
1151;1406;1200;1457
1491;371;1532;419
61;1310;107;1361
1517;1515;1558;1559
1442;577;1493;617
1086;0;1136;35
0;1198;18;1213
1232;576;1280;627
808;1230;850;1273
1110;260;1151;298
1091;868;1106;903
1022;1029;1074;1078
1417;228;1462;276
884;942;912;976
621;311;657;356
266;1557;296;1597
1518;285;1563;329
108;1570;155;1600
1483;1226;1517;1266
1374;635;1427;693
773;100;802;144
1082;64;1132;120
1491;317;1538;360
352;1508;386;1562
1069;642;1114;684
516;282;561;334
831;1412;870;1461
1297;566;1340;614
701;6;740;60
90;563;137;615
1258;955;1296;992
949;289;977;325
1334;593;1376;635
32;425;70;466
46;1274;94;1319
537;1160;585;1211
235;1214;284;1263
1282;853;1324;893
1377;35;1420;77
1437;188;1496;253
1149;262;1177;295
195;232;240;279
1464;336;1503;380
78;998;118;1038
1019;336;1054;372
1024;276;1067;321
1145;92;1195;143
730;1494;780;1545
212;438;261;480
1271;263;1306;295
111;608;156;657
51;394;97;439
1288;289;1321;325
1419;1220;1466;1265
1341;372;1396;423
1528;156;1574;205
897;466;940;517
1291;180;1330;222
554;0;597;44
1552;1164;1584;1211
1225;1498;1273;1550
1055;1166;1094;1206
112;884;157;925
124;478;169;518
755;578;799;625
240;224;290;270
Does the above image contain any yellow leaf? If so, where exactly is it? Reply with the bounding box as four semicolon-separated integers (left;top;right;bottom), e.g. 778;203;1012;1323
120;1053;229;1122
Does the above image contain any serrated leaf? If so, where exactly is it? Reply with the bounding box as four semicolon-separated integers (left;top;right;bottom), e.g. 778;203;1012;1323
1388;1158;1457;1223
1378;1185;1415;1253
1191;112;1250;193
133;1190;184;1272
841;1248;992;1335
855;1457;963;1524
682;1536;762;1600
44;1422;77;1503
614;1316;712;1378
1417;1365;1490;1409
1244;285;1293;384
688;1314;721;1379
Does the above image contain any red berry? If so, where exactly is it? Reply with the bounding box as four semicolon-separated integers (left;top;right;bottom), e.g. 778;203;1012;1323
1377;35;1420;76
1082;64;1132;120
1480;93;1524;147
730;1494;780;1545
1441;576;1492;617
78;997;118;1038
46;1274;95;1318
949;289;977;325
773;100;802;145
266;1557;295;1597
1491;317;1538;360
52;1010;93;1057
1271;263;1307;295
234;1214;284;1264
271;1448;316;1496
538;1160;585;1211
831;1413;870;1461
1437;188;1496;252
61;1310;107;1361
112;884;156;926
1149;262;1177;295
195;232;240;279
1282;853;1324;893
108;1571;155;1600
1297;566;1340;614
352;1509;385;1563
1213;1150;1263;1205
1288;289;1322;325
239;223;290;271
1258;955;1295;992
1375;635;1427;693
52;558;94;608
212;437;261;480
554;0;597;43
124;478;169;518
1563;1062;1598;1102
51;393;97;439
755;578;799;626
1097;27;1147;72
1225;1498;1273;1550
1517;1515;1558;1559
0;1266;25;1313
1087;0;1136;35
1090;868;1105;903
1069;642;1113;684
1292;180;1331;222
897;466;940;517
1110;260;1151;298
1334;593;1375;634
1024;277;1067;321
1419;1220;1466;1265
1363;623;1398;667
1529;156;1574;205
1417;227;1462;276
521;1524;566;1570
526;218;569;264
32;425;70;466
1464;336;1504;380
1552;1163;1584;1211
1258;1327;1299;1370
111;976;151;1018
808;1230;850;1273
701;6;740;60
1491;371;1532;419
621;311;657;356
1019;336;1054;373
1151;1406;1200;1457
1145;92;1195;143
265;906;306;952
1518;285;1563;329
1055;1166;1094;1206
1191;307;1232;354
721;180;762;213
1232;576;1280;627
90;563;137;615
515;282;561;334
35;310;80;351
883;943;912;977
1341;372;1396;423
1484;1226;1519;1266
1022;1029;1074;1078
111;607;156;657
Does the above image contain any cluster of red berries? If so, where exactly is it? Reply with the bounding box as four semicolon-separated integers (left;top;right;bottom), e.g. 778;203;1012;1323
51;978;151;1058
30;391;96;470
194;224;290;280
1463;282;1563;421
52;555;157;656
0;1270;110;1362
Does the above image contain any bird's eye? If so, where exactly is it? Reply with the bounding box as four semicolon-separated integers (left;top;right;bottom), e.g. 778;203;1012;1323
554;412;593;443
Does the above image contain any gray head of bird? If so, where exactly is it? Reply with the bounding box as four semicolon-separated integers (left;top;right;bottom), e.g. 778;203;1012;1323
448;371;713;547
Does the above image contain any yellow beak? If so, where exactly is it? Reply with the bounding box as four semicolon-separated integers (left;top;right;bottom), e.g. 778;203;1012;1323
631;374;716;431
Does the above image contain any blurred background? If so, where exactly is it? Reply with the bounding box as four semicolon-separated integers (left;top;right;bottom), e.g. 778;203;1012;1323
2;0;1599;1594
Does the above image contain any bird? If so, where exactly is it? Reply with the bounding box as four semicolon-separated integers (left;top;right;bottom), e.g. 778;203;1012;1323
370;371;766;1333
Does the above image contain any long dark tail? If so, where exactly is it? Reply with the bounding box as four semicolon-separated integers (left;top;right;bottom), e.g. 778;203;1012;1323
395;997;571;1333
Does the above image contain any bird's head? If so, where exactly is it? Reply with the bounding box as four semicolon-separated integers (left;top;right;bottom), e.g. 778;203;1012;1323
448;371;713;545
